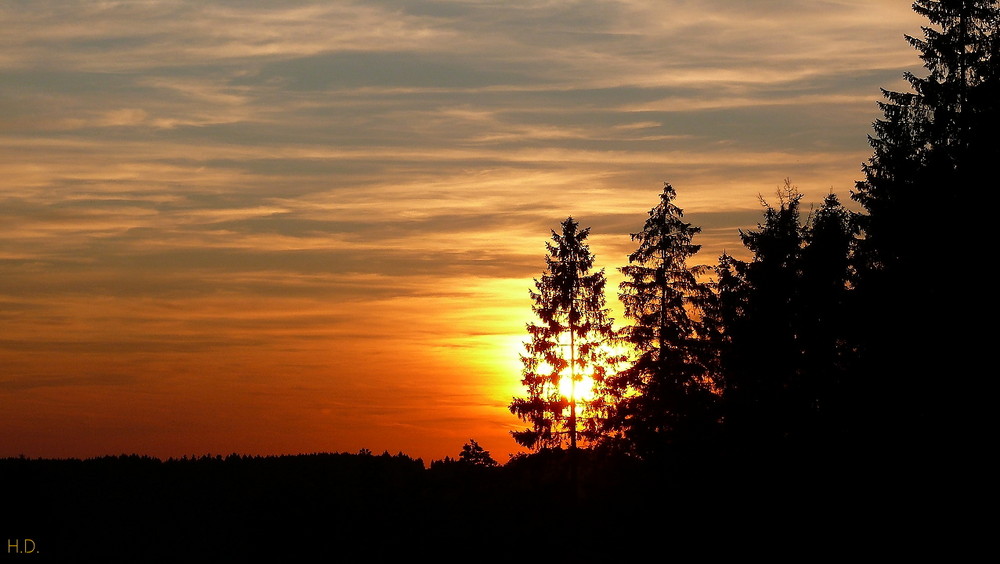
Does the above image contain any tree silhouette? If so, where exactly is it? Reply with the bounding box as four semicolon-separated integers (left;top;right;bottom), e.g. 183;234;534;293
606;183;720;457
458;439;498;468
510;217;618;451
851;0;998;446
716;182;856;445
718;183;806;445
855;0;998;274
797;193;856;439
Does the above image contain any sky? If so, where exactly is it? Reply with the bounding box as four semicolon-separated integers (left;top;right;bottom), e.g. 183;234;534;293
0;0;926;462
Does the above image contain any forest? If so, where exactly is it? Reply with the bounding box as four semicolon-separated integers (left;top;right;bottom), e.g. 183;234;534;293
5;1;995;558
510;0;994;471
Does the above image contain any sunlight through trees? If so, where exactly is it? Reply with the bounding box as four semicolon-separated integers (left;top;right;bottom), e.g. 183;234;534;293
509;217;619;451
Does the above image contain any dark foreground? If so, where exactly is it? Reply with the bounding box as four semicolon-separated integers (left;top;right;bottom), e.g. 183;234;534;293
2;446;960;561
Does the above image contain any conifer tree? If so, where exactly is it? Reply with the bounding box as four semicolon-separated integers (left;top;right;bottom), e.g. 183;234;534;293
719;184;806;445
458;439;498;468
607;184;719;457
855;0;998;274
510;217;618;451
798;194;856;423
719;187;857;445
851;0;997;445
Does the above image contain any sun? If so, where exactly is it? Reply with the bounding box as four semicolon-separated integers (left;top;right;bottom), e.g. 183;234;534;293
558;373;596;403
525;342;628;406
531;357;601;404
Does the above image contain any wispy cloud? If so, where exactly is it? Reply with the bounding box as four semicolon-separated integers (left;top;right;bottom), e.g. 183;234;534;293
0;0;925;460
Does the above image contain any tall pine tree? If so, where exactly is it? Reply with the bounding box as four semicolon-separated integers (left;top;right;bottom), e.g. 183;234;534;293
797;194;857;441
510;217;618;451
855;0;998;274
607;184;720;458
718;183;806;446
852;0;997;448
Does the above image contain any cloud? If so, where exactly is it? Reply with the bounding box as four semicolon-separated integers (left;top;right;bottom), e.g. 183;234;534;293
0;0;927;460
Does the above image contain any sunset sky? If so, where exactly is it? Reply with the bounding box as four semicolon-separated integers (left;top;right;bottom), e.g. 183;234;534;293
1;0;925;462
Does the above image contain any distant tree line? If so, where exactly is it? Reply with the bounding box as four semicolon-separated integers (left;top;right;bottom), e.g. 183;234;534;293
510;0;998;467
4;446;733;558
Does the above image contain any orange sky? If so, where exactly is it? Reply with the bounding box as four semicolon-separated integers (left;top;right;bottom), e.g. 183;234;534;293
0;0;925;463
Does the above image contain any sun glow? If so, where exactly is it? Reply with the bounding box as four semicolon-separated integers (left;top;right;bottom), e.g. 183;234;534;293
511;334;630;409
558;373;597;402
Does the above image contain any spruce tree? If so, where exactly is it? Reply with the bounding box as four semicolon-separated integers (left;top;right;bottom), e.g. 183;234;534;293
510;217;618;451
719;183;806;446
607;184;719;457
851;0;997;447
855;0;998;273
718;186;858;448
797;194;857;440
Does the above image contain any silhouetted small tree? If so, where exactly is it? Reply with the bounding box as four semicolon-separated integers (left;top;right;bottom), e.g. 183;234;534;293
458;439;497;468
510;217;618;451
